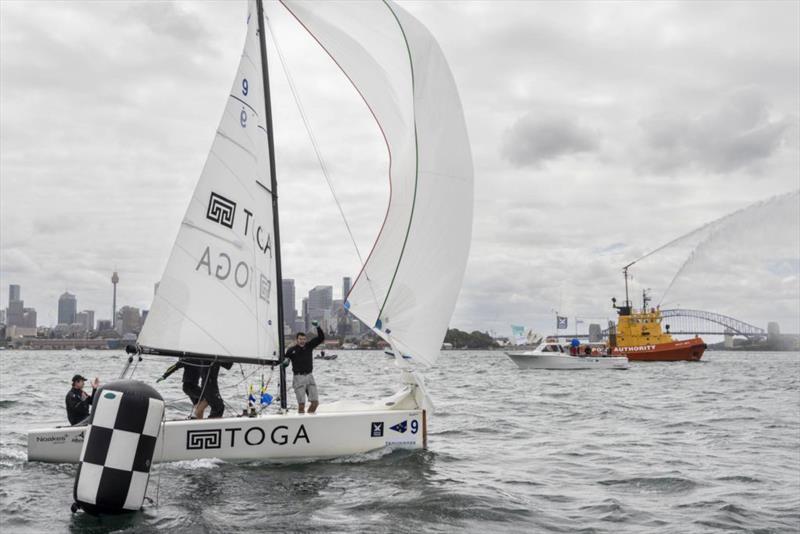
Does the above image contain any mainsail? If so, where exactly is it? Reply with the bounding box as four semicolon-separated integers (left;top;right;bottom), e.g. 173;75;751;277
139;0;279;361
281;0;474;367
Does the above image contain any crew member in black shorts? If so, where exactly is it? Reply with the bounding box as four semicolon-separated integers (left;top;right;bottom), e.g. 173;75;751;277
199;361;233;419
157;358;208;418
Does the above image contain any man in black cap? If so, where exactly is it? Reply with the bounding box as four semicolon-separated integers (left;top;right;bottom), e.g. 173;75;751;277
65;374;100;425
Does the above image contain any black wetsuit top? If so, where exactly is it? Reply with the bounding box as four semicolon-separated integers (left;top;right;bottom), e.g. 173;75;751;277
284;327;325;375
161;358;207;384
65;387;95;425
200;361;233;394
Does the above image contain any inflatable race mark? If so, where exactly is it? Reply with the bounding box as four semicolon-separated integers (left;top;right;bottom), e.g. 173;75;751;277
72;380;164;515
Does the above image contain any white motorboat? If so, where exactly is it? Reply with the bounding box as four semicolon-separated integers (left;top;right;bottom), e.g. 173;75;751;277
506;342;629;370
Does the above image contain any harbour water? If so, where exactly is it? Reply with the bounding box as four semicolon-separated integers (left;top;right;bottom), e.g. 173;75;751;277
1;349;798;533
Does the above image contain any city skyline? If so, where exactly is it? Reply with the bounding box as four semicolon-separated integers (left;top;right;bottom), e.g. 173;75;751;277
1;2;798;336
0;275;361;332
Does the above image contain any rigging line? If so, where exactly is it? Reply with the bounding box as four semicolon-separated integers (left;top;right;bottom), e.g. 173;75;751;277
264;14;382;312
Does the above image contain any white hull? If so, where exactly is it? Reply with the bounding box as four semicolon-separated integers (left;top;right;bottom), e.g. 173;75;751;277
29;383;429;464
505;352;629;370
29;408;426;464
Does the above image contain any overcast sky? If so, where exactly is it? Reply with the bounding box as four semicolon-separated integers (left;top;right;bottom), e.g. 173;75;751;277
1;0;798;336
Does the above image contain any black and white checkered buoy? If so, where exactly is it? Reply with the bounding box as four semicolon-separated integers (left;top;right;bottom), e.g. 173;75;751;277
72;380;164;515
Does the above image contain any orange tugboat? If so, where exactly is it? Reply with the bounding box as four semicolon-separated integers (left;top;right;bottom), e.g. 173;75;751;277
609;265;706;361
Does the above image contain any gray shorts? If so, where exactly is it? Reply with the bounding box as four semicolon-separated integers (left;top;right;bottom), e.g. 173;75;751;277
292;373;318;404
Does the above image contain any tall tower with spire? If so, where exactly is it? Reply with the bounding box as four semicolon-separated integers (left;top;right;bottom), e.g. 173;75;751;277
111;271;119;328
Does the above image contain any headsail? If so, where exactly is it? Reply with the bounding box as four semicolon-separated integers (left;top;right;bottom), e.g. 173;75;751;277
281;0;474;367
139;0;280;361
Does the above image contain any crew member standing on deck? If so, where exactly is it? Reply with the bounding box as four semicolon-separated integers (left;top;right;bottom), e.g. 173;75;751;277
282;321;325;414
157;358;208;419
65;374;100;425
199;361;233;419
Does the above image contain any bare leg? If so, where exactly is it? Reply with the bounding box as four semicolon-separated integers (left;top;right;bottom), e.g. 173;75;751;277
194;400;208;419
297;403;305;414
308;401;319;414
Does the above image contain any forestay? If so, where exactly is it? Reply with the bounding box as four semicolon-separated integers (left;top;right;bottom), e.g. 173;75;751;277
281;0;474;367
139;0;279;361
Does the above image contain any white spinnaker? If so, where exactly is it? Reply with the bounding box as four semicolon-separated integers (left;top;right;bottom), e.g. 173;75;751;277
281;1;474;367
139;1;280;361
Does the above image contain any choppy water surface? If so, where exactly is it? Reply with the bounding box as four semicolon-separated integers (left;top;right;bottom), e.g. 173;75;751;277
1;349;798;533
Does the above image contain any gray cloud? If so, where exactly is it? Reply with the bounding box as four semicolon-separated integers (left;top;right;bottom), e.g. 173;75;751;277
501;112;597;167
638;88;793;174
1;1;798;338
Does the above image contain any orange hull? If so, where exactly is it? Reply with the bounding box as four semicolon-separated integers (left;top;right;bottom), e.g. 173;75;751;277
612;338;706;361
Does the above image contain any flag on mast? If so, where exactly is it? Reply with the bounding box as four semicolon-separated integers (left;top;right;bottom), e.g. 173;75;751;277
557;316;568;330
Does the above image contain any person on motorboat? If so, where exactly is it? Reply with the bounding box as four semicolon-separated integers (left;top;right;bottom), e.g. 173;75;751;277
65;374;100;425
282;321;325;414
157;358;209;419
199;361;233;419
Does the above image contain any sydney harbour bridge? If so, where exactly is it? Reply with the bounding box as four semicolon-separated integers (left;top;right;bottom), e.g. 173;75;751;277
595;309;773;339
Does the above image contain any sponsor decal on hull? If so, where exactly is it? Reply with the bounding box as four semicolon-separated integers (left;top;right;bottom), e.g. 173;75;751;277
614;345;657;353
35;434;67;443
186;424;310;450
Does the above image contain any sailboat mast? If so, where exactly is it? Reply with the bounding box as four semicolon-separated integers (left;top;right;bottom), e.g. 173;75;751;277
256;0;288;411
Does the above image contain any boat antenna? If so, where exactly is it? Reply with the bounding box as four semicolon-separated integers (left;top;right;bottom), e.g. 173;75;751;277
256;0;288;412
622;260;636;309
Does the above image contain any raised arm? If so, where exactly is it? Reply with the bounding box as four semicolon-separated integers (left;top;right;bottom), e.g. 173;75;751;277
308;326;325;350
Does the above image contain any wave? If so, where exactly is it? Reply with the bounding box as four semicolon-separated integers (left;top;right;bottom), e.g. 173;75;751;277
716;475;762;484
598;476;699;494
0;399;18;409
162;458;225;470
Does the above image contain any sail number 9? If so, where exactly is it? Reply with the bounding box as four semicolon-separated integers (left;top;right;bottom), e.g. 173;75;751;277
411;420;418;434
242;78;249;96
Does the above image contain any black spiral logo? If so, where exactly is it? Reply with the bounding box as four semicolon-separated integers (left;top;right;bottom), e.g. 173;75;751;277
206;192;237;229
186;429;222;450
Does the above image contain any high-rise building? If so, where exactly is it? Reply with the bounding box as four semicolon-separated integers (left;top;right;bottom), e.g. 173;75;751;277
76;311;91;331
22;308;37;329
118;306;142;335
7;300;24;327
302;297;309;332
8;284;20;304
308;285;332;312
342;277;352;301
282;279;296;332
75;310;95;331
0;309;5;324
7;284;24;327
308;285;332;329
96;319;112;332
58;292;77;325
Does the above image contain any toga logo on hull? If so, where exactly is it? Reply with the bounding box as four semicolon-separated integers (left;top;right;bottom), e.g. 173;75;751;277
186;425;310;450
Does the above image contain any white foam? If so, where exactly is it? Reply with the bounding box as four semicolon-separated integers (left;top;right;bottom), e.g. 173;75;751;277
164;458;225;470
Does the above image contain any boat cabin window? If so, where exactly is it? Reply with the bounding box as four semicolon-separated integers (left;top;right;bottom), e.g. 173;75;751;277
541;344;561;352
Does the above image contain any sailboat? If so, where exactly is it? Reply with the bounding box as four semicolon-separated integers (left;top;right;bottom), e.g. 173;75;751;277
28;0;472;464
